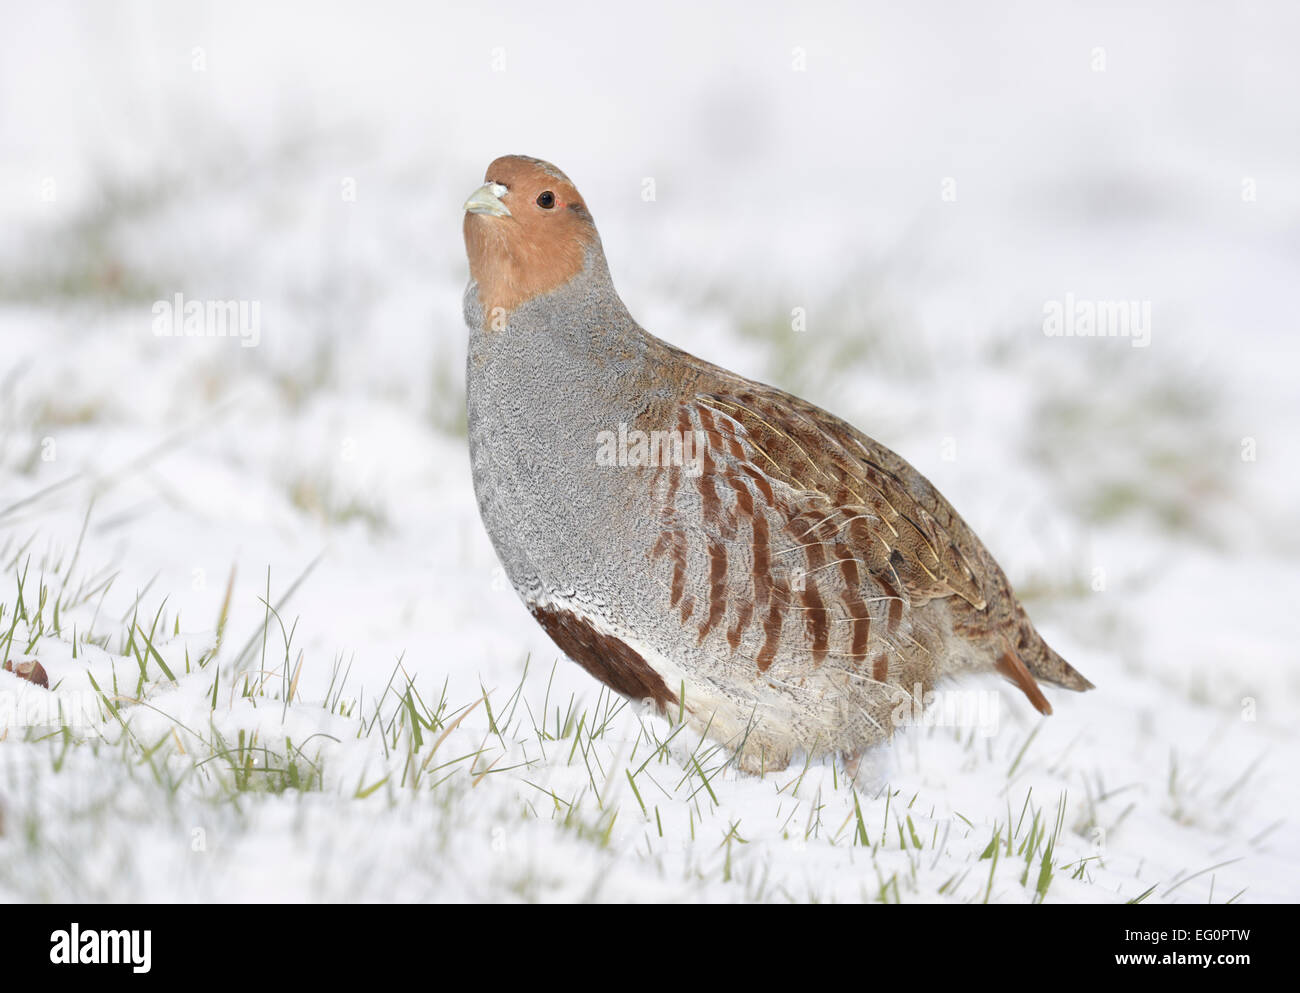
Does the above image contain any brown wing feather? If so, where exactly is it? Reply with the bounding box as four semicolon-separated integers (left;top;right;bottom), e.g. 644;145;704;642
641;342;1092;705
697;379;987;614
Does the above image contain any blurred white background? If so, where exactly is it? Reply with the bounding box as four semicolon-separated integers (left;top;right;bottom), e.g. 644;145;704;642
0;0;1296;902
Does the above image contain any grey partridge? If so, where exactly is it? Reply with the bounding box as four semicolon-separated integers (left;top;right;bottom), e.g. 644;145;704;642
462;155;1093;773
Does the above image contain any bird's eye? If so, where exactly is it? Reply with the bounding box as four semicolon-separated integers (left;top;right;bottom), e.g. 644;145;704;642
536;191;556;209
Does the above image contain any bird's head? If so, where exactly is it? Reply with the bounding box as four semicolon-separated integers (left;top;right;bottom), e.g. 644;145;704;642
463;155;600;322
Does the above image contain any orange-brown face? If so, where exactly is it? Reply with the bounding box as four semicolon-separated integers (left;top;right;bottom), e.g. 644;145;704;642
463;155;598;323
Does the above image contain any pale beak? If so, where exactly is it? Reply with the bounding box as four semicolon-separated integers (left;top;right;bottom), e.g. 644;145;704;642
463;182;511;218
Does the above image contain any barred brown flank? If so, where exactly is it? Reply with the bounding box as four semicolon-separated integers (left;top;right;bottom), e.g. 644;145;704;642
712;410;748;460
794;511;831;664
839;553;871;662
651;531;669;559
872;652;890;685
664;448;682;509
838;552;861;590
848;516;873;560
752;513;773;619
675;407;692;452
670;529;687;607
877;573;904;633
725;466;755;519
696;444;725;535
758;598;784;673
802;578;830;665
700;538;729;641
697;403;715;432
727;599;754;654
697;403;725;455
738;463;775;506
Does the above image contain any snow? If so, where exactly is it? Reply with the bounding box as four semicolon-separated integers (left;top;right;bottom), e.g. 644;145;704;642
1;0;1297;902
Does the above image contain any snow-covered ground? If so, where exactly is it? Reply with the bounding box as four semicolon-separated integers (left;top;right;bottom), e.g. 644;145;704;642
1;0;1297;902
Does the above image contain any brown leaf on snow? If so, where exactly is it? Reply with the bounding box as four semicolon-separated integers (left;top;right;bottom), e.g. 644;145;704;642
3;659;49;689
